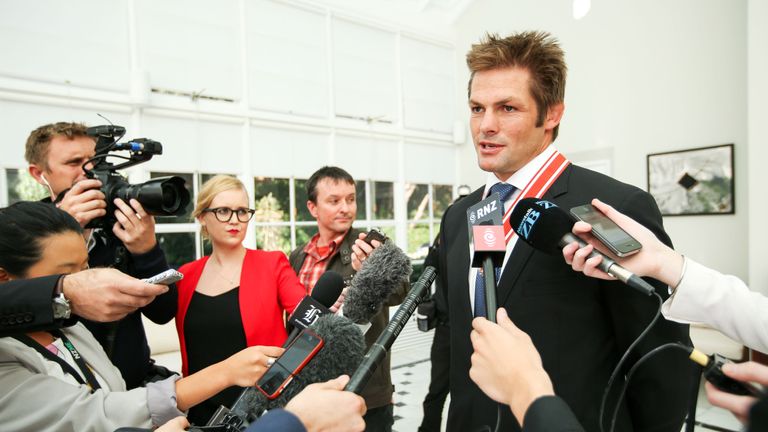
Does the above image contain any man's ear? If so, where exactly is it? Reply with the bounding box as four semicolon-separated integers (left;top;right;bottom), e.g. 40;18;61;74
544;102;565;131
28;165;46;186
307;200;318;219
0;267;12;282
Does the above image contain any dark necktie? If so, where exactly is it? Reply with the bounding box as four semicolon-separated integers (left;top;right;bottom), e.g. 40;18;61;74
474;182;516;318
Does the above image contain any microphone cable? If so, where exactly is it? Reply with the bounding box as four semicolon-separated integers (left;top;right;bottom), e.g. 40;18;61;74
607;342;693;432
599;291;664;432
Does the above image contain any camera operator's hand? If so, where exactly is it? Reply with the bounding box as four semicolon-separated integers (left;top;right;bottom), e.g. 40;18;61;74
62;268;169;322
112;198;157;255
285;375;367;432
56;179;107;228
705;361;768;424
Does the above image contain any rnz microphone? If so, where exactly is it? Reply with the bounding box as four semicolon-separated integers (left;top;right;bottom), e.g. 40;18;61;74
284;270;345;347
466;193;507;322
509;198;654;296
345;266;437;394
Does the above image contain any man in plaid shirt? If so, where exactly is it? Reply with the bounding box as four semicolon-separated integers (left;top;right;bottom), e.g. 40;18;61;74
289;166;406;432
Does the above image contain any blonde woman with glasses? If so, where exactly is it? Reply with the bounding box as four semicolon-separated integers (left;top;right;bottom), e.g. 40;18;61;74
172;175;305;425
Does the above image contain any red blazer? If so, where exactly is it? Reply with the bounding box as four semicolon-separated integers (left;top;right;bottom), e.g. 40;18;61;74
175;249;306;376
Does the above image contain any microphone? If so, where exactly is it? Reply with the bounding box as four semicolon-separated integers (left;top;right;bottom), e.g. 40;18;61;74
248;314;365;414
466;193;506;322
509;198;655;296
345;266;437;394
343;241;412;325
205;271;345;428
284;270;345;347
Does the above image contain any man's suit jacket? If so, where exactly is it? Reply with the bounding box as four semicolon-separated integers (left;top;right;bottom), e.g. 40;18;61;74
0;275;71;337
438;164;693;432
523;396;584;432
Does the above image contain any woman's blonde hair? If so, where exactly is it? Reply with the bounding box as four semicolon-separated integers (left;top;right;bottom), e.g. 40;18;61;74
193;175;247;238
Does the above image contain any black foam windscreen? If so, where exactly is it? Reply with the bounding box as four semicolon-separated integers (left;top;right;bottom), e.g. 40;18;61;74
311;270;345;307
248;314;365;415
344;241;412;324
509;198;574;255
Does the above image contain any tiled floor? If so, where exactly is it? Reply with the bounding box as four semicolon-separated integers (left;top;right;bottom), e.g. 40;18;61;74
389;339;745;432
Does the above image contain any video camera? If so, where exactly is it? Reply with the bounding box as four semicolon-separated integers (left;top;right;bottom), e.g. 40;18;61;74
78;124;191;229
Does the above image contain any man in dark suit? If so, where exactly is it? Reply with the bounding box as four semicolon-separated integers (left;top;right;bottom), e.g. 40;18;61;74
0;268;167;337
437;31;692;431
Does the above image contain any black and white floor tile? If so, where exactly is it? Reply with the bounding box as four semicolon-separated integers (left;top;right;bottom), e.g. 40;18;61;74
389;341;744;432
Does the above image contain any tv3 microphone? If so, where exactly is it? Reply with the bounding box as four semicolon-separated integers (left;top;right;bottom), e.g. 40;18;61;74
510;198;655;296
284;270;344;348
467;193;506;322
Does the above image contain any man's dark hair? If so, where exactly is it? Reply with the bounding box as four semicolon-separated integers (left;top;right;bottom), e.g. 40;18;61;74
306;166;355;203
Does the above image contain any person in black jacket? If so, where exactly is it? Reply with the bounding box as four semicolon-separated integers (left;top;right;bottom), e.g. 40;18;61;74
0;268;168;337
25;122;177;388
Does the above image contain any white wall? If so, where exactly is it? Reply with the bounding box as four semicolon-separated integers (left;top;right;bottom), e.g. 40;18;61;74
452;0;751;280
748;0;768;293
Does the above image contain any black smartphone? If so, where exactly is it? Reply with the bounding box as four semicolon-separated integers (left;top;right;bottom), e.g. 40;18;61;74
569;204;642;257
141;269;183;285
256;328;324;399
363;228;387;245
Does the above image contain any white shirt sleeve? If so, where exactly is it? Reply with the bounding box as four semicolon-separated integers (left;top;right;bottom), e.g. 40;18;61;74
661;257;768;353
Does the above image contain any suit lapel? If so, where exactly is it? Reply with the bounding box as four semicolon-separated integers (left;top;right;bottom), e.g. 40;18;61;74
447;188;481;323
497;165;573;306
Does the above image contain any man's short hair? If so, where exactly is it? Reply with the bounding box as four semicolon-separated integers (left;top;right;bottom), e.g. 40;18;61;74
25;122;91;169
306;166;355;203
466;31;567;141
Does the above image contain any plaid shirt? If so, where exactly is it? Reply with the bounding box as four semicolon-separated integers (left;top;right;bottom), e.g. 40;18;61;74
297;231;348;292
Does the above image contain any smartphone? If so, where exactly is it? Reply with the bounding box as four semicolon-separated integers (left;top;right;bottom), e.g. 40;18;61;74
142;269;184;285
363;228;387;245
256;328;324;399
569;204;642;257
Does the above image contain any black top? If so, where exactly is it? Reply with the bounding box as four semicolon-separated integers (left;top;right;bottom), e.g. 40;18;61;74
184;287;247;426
82;228;178;389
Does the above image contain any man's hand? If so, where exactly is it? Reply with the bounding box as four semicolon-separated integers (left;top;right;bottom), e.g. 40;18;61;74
56;179;106;227
470;308;554;424
350;232;382;272
112;198;157;255
155;416;189;432
62;268;169;322
705;361;768;424
285;375;367;432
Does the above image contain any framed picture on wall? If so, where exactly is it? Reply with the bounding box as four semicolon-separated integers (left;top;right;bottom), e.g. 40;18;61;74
647;144;734;216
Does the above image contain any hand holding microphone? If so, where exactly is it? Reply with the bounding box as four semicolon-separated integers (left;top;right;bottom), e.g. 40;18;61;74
562;198;685;289
469;309;554;424
510;198;656;296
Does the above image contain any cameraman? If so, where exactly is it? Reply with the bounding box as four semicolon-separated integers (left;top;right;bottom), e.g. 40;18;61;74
25;121;177;389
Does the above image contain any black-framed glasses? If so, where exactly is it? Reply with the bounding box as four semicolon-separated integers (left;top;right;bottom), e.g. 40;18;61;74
203;207;256;223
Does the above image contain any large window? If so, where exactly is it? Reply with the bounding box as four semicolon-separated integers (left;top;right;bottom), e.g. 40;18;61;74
252;177;392;255
149;172;451;263
405;183;454;258
4;168;48;204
